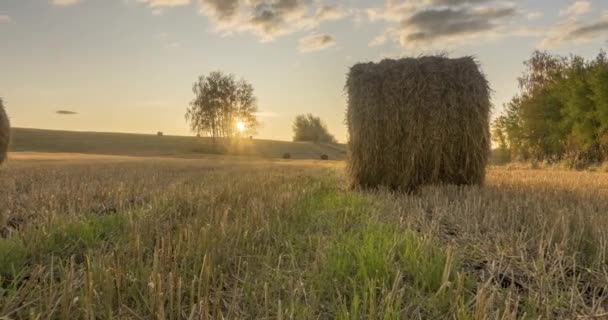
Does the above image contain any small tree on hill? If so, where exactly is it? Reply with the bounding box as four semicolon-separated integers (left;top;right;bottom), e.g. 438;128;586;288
186;71;260;141
292;114;336;143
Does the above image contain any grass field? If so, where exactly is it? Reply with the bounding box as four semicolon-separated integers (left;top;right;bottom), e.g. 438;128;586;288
9;128;347;160
1;152;607;319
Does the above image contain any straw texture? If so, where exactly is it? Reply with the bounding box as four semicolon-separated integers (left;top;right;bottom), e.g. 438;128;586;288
346;56;491;191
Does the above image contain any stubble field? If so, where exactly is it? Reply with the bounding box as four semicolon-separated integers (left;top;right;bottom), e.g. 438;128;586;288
1;153;607;319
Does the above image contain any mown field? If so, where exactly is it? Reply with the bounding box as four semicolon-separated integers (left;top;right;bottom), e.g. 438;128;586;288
1;153;607;319
9;128;347;160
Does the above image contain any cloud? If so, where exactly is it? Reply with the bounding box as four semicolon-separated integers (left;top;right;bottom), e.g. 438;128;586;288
567;20;608;38
52;0;81;6
198;0;348;42
367;0;519;49
56;110;78;115
134;0;190;15
540;2;608;48
136;0;190;8
299;33;336;52
129;0;191;16
430;0;491;5
540;18;608;48
559;1;591;18
404;6;516;42
526;11;543;20
314;5;347;21
0;15;10;23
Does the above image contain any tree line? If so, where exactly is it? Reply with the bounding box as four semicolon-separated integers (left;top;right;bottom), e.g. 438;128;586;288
493;50;608;168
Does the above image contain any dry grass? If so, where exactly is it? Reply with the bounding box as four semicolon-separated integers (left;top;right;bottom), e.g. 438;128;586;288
0;154;607;319
9;128;347;160
346;56;491;192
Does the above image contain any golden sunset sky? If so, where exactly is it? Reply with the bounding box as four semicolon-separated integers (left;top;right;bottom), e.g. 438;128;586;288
1;0;607;142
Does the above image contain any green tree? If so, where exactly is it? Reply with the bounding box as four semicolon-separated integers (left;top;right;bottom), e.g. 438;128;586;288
518;51;567;161
558;55;601;165
589;50;608;156
492;49;608;167
492;97;525;160
292;114;337;143
186;72;260;141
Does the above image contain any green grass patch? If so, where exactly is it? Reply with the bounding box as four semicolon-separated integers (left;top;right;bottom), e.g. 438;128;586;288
0;238;28;277
0;213;129;290
319;222;468;318
27;213;129;261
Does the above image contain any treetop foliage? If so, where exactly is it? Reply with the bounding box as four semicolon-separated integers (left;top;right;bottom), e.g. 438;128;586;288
493;50;608;168
186;71;260;139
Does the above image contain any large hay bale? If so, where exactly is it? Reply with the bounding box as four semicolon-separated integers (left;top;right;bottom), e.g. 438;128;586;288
346;56;490;192
0;98;9;165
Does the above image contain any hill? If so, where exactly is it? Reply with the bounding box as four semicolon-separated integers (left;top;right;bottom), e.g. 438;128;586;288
9;128;347;160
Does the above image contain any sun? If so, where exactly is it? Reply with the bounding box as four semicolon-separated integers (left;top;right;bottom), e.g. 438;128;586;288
236;121;246;133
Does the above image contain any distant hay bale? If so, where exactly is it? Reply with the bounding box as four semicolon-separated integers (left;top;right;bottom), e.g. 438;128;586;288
0;99;9;165
346;56;491;192
157;131;164;137
320;154;329;160
282;152;291;159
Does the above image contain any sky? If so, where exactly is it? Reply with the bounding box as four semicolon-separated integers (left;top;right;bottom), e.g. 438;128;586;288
0;0;607;142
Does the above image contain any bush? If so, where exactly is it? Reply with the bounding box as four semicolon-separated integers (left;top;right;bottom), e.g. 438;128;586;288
282;152;291;159
320;154;329;160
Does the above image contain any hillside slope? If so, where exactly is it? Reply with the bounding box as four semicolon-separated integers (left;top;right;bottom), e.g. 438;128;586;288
9;128;347;160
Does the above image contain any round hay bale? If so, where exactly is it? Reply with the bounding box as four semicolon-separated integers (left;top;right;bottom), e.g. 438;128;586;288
157;131;164;137
282;152;291;159
346;56;490;192
320;154;329;160
0;99;9;165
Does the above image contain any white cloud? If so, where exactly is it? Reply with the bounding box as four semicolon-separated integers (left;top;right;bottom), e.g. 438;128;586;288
314;5;347;21
540;1;607;48
559;1;591;18
526;11;543;20
369;35;386;47
540;17;608;48
52;0;81;6
134;0;190;15
298;33;336;52
137;0;190;8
